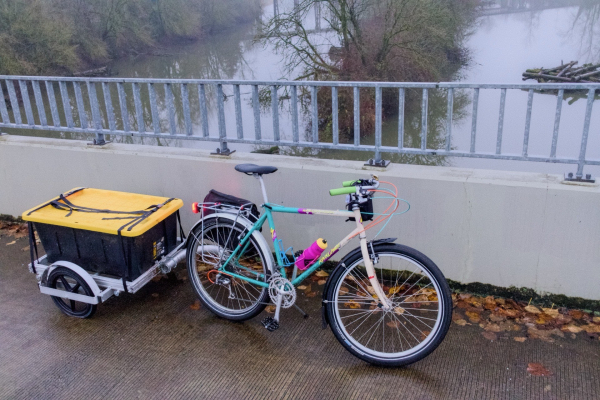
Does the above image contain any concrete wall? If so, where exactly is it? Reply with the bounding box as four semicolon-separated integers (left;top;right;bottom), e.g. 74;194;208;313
1;134;599;299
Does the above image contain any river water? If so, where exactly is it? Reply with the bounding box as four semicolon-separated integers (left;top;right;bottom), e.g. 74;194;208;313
8;0;600;175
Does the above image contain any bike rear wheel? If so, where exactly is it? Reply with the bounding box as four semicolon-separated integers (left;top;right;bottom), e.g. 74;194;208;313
186;217;270;321
325;243;452;367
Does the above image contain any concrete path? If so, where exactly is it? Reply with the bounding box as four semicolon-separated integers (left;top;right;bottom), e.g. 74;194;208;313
1;232;599;400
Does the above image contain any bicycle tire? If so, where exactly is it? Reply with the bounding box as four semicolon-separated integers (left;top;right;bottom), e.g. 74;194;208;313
48;267;97;319
186;217;270;321
325;243;452;367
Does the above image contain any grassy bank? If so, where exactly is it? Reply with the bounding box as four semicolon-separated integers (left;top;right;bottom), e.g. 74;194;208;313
0;0;262;76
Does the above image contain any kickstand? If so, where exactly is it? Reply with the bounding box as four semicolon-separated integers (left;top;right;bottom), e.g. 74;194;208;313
293;304;309;319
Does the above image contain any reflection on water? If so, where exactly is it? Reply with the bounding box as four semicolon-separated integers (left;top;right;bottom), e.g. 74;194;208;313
4;0;600;174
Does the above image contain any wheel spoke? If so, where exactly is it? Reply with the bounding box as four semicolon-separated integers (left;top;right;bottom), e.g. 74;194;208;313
59;276;72;291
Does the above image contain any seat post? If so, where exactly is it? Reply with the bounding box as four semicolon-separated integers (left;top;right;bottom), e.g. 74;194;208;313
254;174;269;204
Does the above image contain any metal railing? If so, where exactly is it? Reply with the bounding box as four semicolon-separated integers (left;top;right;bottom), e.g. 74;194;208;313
0;76;598;179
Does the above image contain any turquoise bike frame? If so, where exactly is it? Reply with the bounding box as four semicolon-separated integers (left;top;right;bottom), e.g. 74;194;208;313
218;203;353;288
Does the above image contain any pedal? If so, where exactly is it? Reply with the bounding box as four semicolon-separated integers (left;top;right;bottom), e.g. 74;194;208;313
261;317;279;332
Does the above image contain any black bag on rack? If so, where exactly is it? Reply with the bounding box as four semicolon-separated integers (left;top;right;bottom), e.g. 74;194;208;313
202;189;260;224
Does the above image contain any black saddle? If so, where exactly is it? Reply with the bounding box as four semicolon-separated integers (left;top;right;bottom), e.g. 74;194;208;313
234;164;278;176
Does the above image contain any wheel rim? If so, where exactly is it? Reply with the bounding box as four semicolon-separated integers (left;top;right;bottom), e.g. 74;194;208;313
49;271;93;317
189;221;267;315
333;252;444;360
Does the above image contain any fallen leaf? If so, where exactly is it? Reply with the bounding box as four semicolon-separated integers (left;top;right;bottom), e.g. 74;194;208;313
527;363;553;376
556;314;573;325
21;246;29;252
452;311;464;321
344;301;360;309
499;309;519;319
496;298;506;306
151;293;159;298
6;240;16;246
318;279;326;285
456;301;469;309
394;307;405;315
458;293;472;300
466;311;481;323
386;320;400;329
562;324;583;333
524;305;541;314
582;324;600;333
549;329;564;338
366;286;376;295
484;323;501;332
514;336;527;342
528;327;555;343
315;270;329;277
265;305;276;313
189;300;201;310
388;286;401;295
570;310;585;320
306;291;317;298
482;331;497;341
535;314;554;325
593;316;600;324
490;314;505;323
542;308;559;318
454;319;467;326
297;285;308;290
339;286;349;295
468;298;483;308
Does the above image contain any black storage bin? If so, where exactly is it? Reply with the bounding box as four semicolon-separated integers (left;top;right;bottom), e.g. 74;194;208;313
33;213;178;280
23;188;183;281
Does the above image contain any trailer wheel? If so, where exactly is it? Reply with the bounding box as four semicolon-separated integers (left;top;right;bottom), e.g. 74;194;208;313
48;267;97;318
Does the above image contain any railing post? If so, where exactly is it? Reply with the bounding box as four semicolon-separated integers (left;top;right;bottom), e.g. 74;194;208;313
87;81;107;145
365;85;389;168
212;83;234;156
565;88;595;183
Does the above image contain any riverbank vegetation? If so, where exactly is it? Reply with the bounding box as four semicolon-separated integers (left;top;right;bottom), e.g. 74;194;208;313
0;0;261;76
260;0;477;151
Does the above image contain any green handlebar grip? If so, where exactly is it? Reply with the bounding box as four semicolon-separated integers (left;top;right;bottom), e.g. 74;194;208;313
342;180;358;187
329;187;357;196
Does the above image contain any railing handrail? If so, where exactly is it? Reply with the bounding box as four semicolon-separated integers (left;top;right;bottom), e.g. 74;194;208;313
1;76;599;89
1;75;598;181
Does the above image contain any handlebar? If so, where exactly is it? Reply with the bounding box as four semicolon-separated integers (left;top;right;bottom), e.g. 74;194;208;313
329;187;357;196
331;176;381;196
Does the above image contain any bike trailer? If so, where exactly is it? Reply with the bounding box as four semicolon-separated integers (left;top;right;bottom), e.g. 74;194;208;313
23;187;184;280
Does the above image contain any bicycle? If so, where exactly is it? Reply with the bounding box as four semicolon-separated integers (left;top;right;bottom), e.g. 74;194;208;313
186;164;452;367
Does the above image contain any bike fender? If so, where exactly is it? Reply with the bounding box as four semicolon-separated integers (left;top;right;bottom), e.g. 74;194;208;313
46;261;102;296
321;238;397;329
186;212;275;274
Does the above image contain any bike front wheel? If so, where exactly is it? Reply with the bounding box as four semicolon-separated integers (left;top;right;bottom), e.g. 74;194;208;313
325;243;452;367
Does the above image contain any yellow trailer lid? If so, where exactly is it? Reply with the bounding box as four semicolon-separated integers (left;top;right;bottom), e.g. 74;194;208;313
22;188;183;237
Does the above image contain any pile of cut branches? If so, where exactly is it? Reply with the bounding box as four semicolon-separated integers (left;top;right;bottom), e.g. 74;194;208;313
522;61;600;83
